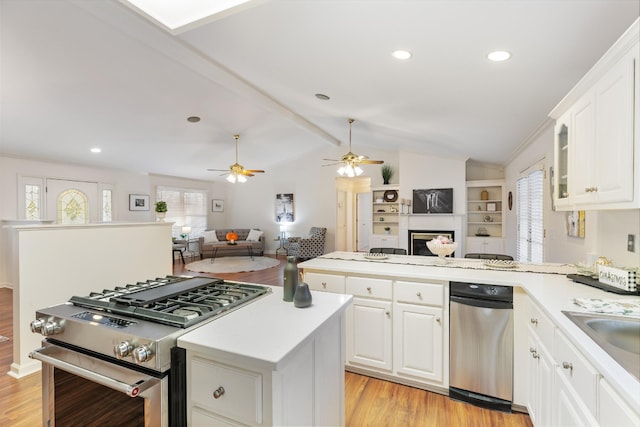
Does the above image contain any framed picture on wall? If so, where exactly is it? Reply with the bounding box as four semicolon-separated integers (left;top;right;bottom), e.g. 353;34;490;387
412;188;453;214
276;193;294;222
212;199;224;212
129;194;149;211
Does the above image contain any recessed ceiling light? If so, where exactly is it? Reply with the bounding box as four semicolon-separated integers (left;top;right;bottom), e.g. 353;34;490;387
392;50;412;60
487;50;511;62
187;116;201;123
315;93;330;101
90;148;101;153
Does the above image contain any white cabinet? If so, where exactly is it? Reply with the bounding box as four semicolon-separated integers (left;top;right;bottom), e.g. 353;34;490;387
554;364;599;427
550;19;639;210
346;277;393;371
599;378;640;427
304;271;345;293
370;234;399;249
466;237;504;255
393;280;445;384
526;306;555;427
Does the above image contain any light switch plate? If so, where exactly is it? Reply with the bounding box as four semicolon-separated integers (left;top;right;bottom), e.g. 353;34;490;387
628;234;636;253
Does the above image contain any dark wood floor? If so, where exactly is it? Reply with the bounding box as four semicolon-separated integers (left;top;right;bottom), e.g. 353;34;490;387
1;255;532;426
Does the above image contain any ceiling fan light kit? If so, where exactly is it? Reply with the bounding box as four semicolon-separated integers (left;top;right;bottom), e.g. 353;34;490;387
324;118;384;177
208;134;265;183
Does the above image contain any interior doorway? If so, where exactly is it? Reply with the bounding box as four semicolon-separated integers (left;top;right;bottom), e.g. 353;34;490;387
335;177;371;252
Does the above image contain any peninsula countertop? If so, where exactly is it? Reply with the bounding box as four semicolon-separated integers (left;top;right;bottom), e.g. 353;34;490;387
298;252;640;410
177;284;353;370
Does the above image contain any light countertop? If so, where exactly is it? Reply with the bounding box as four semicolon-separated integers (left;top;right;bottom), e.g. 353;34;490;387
177;285;352;370
298;252;640;410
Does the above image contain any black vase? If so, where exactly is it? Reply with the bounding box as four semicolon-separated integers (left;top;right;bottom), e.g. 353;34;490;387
293;282;312;308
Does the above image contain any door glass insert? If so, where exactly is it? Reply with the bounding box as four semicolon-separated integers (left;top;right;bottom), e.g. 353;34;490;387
57;189;89;224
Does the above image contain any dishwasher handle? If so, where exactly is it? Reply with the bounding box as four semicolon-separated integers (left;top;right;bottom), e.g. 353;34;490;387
450;295;513;309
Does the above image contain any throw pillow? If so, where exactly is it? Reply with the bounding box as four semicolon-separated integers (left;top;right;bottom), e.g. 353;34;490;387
203;230;218;243
246;229;264;242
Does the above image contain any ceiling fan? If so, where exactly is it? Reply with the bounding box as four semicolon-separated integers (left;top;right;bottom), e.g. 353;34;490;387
323;118;383;177
207;134;265;183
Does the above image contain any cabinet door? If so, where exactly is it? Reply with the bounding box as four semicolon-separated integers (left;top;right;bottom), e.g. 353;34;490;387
346;297;392;371
393;303;443;383
571;92;597;204
553;111;571;207
304;272;345;293
554;367;598;427
593;50;635;204
526;334;540;425
599;378;640;427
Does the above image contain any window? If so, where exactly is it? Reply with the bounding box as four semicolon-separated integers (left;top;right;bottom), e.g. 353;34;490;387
25;184;41;219
516;165;544;263
157;186;207;238
102;189;113;222
57;189;89;224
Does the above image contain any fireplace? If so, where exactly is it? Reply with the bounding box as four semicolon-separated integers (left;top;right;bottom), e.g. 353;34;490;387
409;230;455;256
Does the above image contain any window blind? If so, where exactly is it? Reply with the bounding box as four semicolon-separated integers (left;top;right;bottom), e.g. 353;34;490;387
516;168;544;263
157;187;207;238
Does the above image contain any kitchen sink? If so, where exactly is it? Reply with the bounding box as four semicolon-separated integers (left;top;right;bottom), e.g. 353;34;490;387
562;311;640;380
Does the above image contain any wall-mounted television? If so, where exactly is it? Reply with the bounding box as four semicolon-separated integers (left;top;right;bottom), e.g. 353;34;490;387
412;188;453;214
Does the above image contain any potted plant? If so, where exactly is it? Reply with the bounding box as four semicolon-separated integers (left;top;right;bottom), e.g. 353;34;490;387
155;200;167;221
381;164;394;185
384;226;391;235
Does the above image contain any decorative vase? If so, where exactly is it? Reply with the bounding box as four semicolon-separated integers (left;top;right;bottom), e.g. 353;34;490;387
293;282;312;308
283;256;298;302
480;190;489;200
156;212;166;222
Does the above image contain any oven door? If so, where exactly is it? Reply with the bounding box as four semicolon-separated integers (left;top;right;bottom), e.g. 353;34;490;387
30;341;168;427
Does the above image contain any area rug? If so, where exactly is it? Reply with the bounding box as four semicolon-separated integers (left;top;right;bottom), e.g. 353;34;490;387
185;256;281;274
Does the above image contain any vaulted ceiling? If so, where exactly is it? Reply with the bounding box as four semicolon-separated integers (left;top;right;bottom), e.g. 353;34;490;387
1;0;638;182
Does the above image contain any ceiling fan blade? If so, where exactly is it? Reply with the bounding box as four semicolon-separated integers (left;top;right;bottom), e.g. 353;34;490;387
322;158;340;162
359;159;384;164
244;169;265;173
322;162;343;167
207;168;229;172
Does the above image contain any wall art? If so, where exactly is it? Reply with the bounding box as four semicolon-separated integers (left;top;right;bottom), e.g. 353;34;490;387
212;199;224;212
276;193;294;223
129;194;149;211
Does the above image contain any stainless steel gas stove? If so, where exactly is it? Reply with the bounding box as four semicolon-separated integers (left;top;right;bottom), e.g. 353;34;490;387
29;275;270;427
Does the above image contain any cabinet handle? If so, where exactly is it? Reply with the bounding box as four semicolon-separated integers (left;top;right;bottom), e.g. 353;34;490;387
321;282;327;288
529;347;536;353
530;318;538;325
436;317;441;323
416;291;422;298
213;386;225;399
385;311;390;317
366;286;372;293
562;362;573;373
532;351;539;359
585;187;598;193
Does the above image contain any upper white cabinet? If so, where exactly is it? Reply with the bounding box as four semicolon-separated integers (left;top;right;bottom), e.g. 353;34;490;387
550;18;639;210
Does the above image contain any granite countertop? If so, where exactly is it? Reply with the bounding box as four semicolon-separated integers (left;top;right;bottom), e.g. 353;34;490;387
298;252;640;410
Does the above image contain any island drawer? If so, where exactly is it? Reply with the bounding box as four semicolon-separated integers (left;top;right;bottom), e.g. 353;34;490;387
190;356;263;425
553;329;598;418
528;300;555;351
394;281;444;306
304;272;345;293
346;276;392;299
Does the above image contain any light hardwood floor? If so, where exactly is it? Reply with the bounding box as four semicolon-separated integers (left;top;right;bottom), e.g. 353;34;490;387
1;256;532;426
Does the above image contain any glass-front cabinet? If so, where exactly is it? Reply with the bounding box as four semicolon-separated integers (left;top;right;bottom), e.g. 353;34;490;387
553;111;571;208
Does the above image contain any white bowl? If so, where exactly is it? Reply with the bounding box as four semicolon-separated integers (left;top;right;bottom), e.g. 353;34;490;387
426;240;457;258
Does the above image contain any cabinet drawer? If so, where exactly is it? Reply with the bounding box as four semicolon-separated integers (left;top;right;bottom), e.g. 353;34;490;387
304;272;345;293
190;356;263;425
528;301;555;352
394;281;444;306
553;330;598;417
346;276;392;299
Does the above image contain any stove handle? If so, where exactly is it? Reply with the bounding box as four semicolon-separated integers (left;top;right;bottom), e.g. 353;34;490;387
29;346;159;398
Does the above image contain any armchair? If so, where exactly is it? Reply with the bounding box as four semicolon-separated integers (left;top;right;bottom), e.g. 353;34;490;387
287;227;327;260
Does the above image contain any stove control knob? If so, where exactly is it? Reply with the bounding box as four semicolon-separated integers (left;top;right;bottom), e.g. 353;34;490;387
41;321;64;336
132;345;153;364
30;319;45;334
114;341;133;359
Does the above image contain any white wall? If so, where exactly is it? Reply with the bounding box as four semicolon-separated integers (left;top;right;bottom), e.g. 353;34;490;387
504;124;640;267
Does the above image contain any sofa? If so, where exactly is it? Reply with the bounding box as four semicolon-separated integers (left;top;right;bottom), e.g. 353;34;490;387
198;228;265;259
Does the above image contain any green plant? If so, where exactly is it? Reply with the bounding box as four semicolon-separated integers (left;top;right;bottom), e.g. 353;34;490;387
384;226;391;231
155;200;167;213
381;164;393;184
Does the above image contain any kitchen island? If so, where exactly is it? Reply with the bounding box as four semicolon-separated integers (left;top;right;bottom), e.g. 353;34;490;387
177;285;352;426
298;252;640;427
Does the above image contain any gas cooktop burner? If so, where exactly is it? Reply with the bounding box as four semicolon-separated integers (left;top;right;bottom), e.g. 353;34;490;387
68;276;269;328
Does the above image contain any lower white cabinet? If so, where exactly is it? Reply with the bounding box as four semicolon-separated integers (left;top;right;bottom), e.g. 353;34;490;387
370;234;399;249
554;365;599;427
304;271;345;293
466;236;505;254
526;329;554;427
393;302;443;383
185;313;345;426
345;276;393;371
599;378;640;427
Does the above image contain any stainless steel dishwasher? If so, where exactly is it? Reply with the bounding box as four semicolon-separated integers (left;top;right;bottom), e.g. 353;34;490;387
449;281;513;412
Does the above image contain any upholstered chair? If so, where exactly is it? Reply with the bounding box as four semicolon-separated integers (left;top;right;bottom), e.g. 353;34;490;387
287;227;327;260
